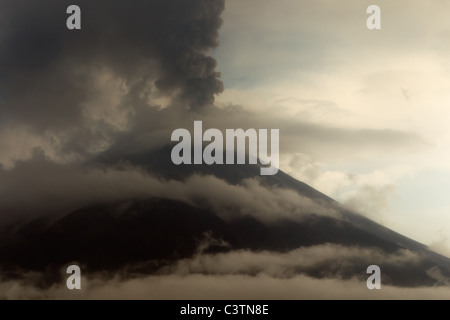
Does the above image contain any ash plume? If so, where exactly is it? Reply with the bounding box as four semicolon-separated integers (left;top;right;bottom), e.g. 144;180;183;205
0;0;225;133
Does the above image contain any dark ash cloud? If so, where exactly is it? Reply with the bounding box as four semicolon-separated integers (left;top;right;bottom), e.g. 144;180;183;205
0;0;224;132
0;0;427;168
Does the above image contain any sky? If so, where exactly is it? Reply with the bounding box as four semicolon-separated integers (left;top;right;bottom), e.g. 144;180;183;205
212;0;450;257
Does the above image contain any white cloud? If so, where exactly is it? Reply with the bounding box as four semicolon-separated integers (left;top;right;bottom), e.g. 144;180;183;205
162;244;421;278
429;232;450;258
342;184;396;222
3;273;450;300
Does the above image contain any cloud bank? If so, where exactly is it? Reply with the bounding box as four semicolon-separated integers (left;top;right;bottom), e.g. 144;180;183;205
0;244;448;300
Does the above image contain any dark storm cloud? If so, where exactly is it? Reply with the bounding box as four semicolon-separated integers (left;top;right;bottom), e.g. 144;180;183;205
0;0;224;131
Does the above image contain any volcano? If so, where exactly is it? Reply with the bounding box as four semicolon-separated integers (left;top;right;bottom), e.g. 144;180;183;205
0;146;449;291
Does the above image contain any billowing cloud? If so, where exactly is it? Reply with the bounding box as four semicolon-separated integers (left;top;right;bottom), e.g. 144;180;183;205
0;0;224;122
0;0;224;167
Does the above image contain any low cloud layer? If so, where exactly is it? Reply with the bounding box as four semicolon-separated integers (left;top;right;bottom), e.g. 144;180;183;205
162;243;421;278
3;274;450;300
0;244;448;300
0;153;336;225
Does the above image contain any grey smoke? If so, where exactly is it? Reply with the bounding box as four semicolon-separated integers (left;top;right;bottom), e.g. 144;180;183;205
0;0;224;130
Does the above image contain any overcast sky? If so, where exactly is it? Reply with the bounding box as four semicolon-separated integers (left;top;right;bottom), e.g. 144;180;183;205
213;0;450;256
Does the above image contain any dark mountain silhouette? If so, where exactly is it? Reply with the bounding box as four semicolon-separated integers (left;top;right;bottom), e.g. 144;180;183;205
0;146;449;288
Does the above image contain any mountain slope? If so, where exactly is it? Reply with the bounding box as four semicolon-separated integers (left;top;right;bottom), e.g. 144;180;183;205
0;147;449;288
